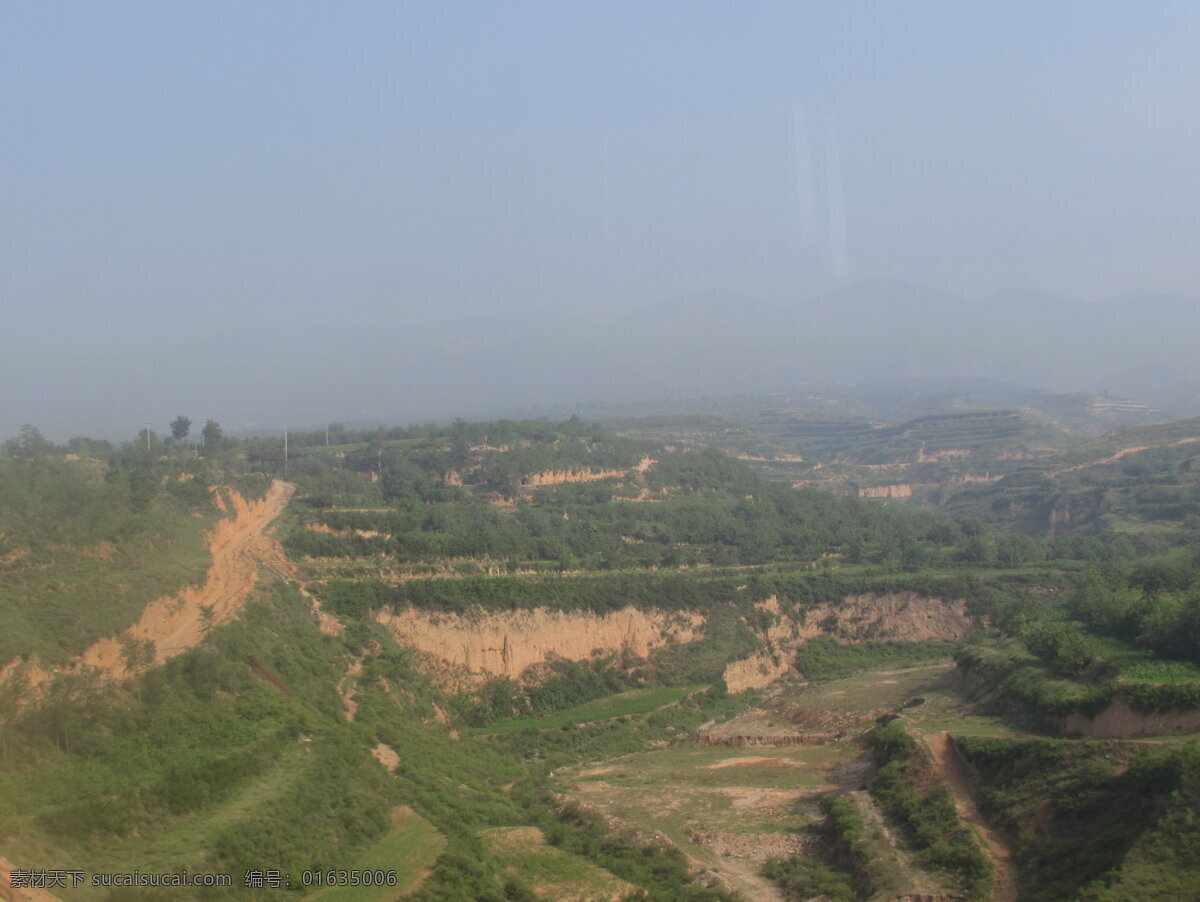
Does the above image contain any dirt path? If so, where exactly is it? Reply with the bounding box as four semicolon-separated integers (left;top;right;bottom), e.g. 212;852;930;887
339;655;364;722
1050;436;1200;476
674;844;783;902
707;856;785;902
924;732;1017;902
10;481;294;691
85;480;295;674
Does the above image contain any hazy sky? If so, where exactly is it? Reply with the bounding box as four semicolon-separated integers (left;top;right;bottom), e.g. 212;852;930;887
4;1;1200;434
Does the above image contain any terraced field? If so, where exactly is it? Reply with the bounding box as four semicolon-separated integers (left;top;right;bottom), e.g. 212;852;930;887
551;661;1017;901
480;826;634;902
310;807;444;901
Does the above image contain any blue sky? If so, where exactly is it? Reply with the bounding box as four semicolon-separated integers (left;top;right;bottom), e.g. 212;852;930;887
3;1;1199;382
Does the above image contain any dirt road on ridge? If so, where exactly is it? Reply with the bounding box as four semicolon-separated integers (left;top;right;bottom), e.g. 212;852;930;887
1050;436;1200;476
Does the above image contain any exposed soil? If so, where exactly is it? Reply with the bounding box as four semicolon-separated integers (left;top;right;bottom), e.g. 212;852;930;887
723;651;792;693
304;522;386;539
0;857;63;902
859;483;915;499
1050;436;1200;476
1063;694;1200;738
372;743;400;773
685;830;811;859
700;756;807;769
690;853;785;902
89;480;294;673
381;592;977;691
302;583;344;636
340;655;365;722
924;732;1016;902
523;457;655;487
787;593;979;645
7;481;294;693
376;605;703;680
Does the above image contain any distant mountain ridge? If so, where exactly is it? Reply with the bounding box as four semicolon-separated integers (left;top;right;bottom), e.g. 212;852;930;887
6;279;1199;438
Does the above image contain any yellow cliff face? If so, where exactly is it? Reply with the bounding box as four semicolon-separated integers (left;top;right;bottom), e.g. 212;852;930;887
720;593;980;692
858;484;913;499
375;605;704;679
722;652;791;693
522;457;656;487
379;592;979;693
795;592;977;643
1063;696;1200;738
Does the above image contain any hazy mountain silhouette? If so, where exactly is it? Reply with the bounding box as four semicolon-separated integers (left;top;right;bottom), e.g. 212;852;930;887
7;280;1200;439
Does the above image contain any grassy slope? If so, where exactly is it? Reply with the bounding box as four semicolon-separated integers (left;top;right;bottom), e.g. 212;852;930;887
467;685;703;735
8;418;1200;900
0;583;412;899
0;507;217;665
480;827;634;900
311;807;446;901
957;737;1200;902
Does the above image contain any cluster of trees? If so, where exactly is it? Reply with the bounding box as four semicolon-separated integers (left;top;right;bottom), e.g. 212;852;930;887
299;495;1120;584
0;417;237;549
288;428;1092;573
0;428;212;549
1066;558;1200;665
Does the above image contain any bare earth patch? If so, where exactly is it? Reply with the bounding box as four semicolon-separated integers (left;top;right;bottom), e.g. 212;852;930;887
0;856;63;902
701;756;807;770
371;743;400;773
4;480;294;695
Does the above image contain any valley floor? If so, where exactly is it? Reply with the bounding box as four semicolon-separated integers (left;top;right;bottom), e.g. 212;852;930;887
551;660;1017;901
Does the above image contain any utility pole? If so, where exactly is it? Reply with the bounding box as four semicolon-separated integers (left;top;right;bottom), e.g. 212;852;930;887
325;424;329;447
283;429;288;476
145;423;151;450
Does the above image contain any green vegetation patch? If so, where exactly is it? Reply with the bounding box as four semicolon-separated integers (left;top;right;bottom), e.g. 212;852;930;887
957;737;1200;902
480;826;635;901
310;806;446;901
468;685;702;735
794;638;961;681
866;723;992;899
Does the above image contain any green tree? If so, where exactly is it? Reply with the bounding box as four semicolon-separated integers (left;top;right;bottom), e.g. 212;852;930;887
201;419;223;458
4;425;54;460
128;467;159;513
170;415;192;443
119;636;155;675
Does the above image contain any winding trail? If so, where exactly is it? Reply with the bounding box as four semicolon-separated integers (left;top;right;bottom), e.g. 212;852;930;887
1049;436;1200;476
924;732;1017;902
8;481;294;690
339;655;364;722
86;480;295;674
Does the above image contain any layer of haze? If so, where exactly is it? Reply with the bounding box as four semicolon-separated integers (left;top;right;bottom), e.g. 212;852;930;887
4;2;1200;438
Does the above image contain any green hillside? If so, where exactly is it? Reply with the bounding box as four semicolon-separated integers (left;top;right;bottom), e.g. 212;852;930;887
0;433;223;665
3;416;1200;900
